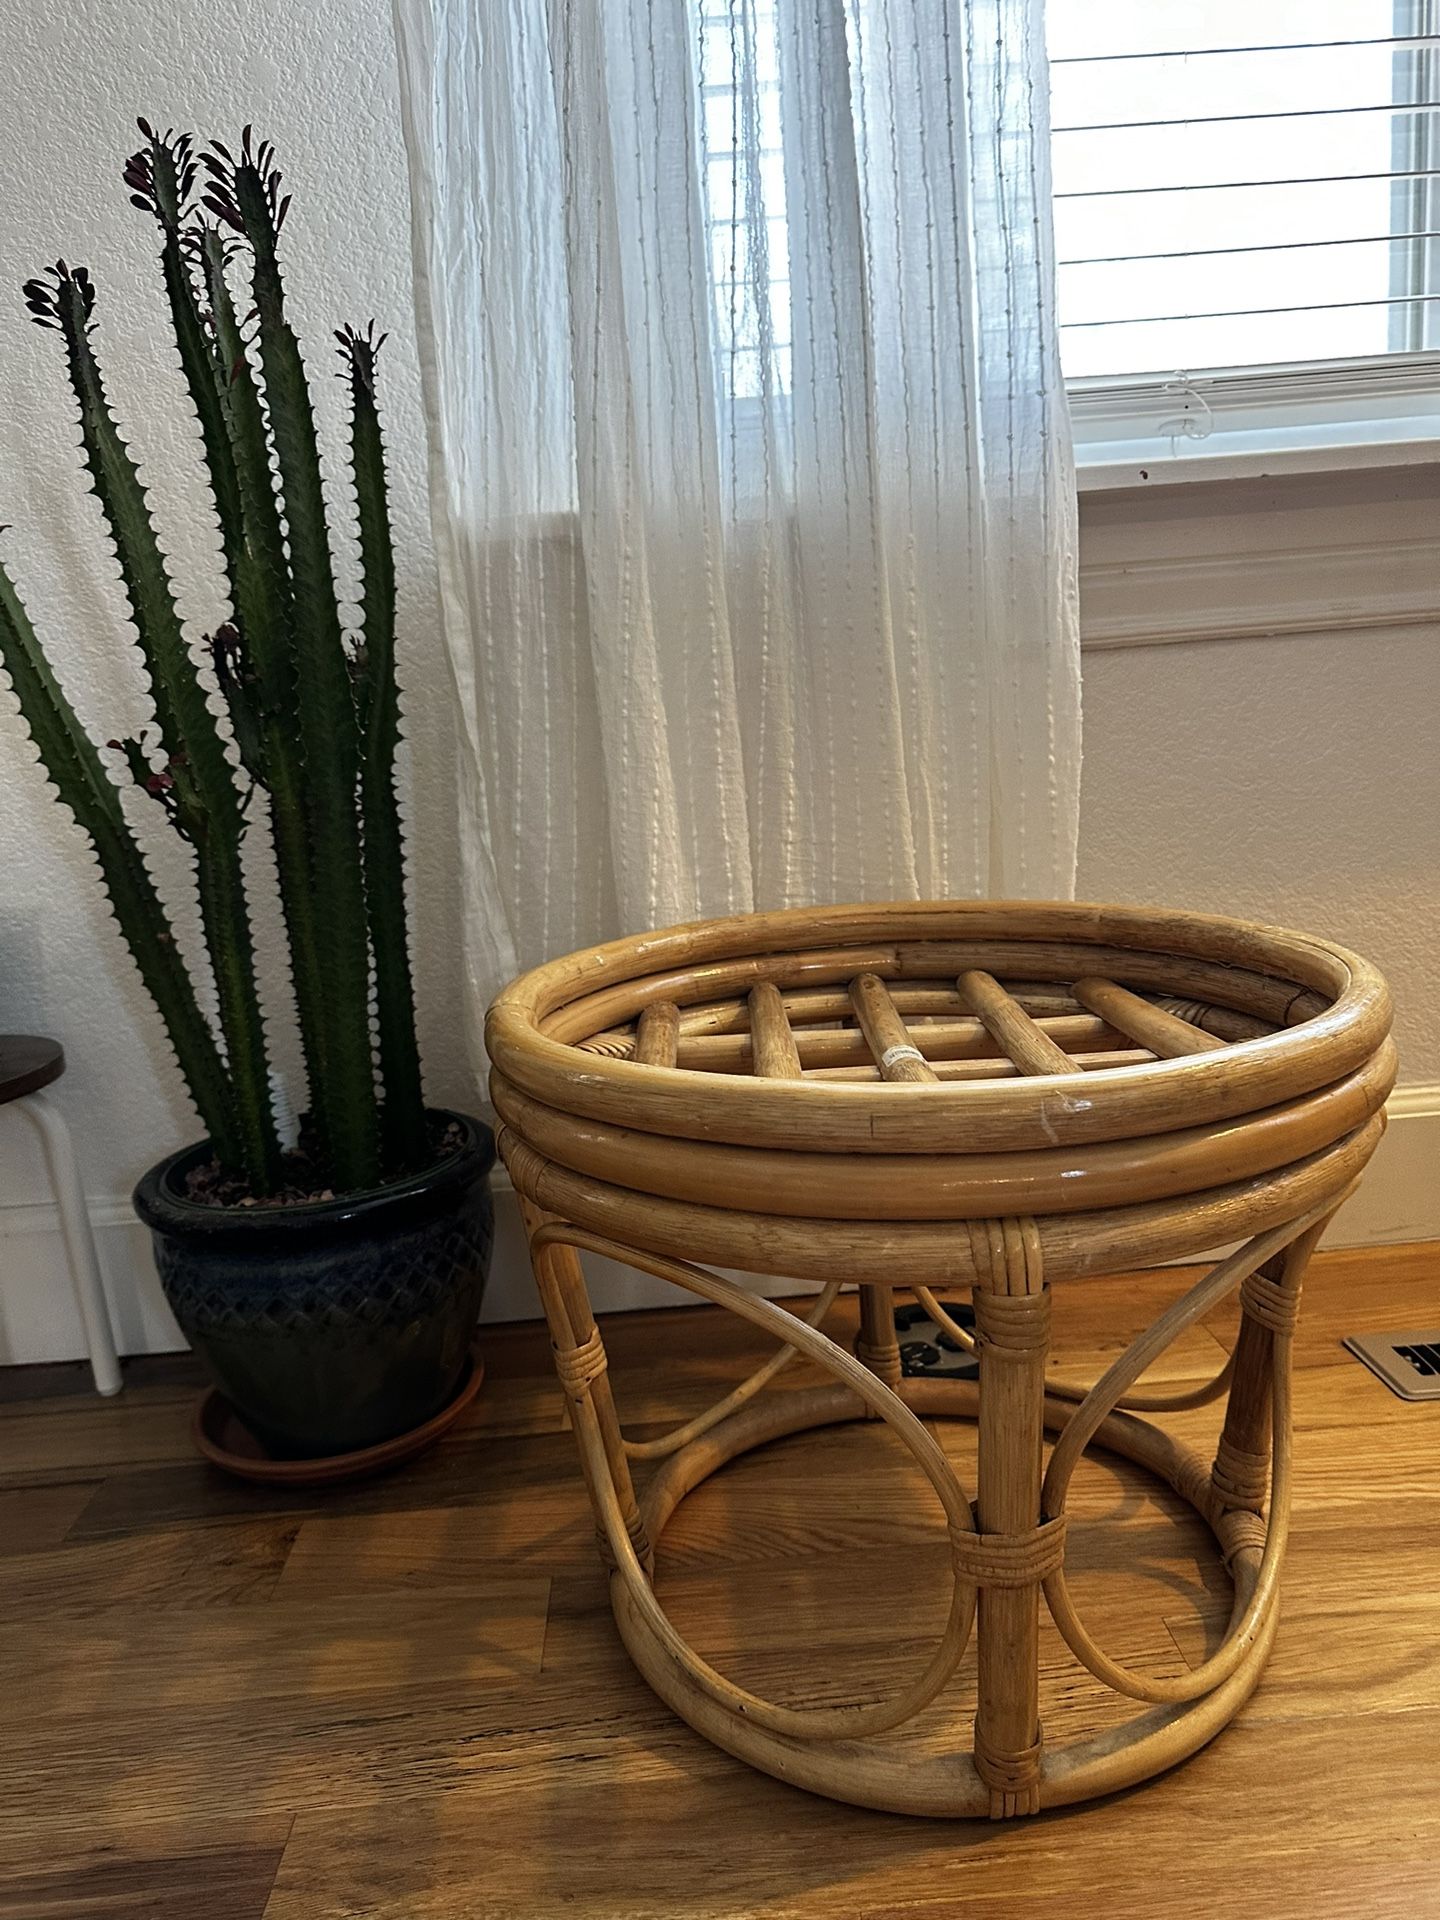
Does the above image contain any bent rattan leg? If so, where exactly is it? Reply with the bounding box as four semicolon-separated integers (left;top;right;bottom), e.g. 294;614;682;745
521;1198;652;1572
855;1282;903;1393
969;1218;1052;1818
1212;1214;1327;1517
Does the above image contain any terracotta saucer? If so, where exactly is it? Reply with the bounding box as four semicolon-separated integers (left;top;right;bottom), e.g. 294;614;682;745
192;1353;485;1486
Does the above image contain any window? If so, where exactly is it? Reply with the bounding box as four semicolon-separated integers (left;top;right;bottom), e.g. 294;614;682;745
697;2;1440;467
1048;1;1440;471
701;1;791;402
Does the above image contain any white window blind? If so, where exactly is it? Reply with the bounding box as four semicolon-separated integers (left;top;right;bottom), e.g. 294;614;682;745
1047;0;1440;382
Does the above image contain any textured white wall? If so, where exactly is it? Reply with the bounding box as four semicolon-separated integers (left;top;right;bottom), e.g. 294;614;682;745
0;0;472;1239
1076;464;1440;1089
1079;625;1440;1085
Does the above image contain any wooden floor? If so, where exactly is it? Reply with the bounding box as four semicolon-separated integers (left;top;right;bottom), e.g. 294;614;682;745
2;1241;1438;1918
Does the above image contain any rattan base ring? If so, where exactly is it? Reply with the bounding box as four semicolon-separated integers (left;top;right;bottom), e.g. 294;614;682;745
615;1379;1279;1818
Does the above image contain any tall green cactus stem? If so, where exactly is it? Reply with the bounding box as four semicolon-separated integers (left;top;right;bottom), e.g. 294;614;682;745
194;226;333;1116
341;325;427;1170
204;133;380;1190
125;134;248;611
129;133;338;1163
0;555;243;1167
192;224;296;704
24;263;280;1190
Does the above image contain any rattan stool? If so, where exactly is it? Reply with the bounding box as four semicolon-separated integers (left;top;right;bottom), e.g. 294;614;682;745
487;902;1394;1818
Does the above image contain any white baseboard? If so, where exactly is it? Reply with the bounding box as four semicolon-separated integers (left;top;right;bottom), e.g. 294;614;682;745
3;1087;1438;1365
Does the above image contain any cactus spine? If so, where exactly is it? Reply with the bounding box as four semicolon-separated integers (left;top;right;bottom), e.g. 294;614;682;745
0;124;429;1199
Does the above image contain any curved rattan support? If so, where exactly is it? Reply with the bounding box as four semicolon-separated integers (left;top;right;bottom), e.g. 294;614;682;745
612;1370;1278;1817
623;1278;844;1461
526;1210;1332;1813
1038;1202;1337;1705
912;1284;979;1353
530;1224;979;1742
913;1283;1238;1415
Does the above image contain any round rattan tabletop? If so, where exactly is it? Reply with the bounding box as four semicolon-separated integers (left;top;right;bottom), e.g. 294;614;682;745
488;900;1394;1284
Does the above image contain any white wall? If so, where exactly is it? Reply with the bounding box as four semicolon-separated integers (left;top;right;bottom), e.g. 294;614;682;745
1077;464;1440;1088
1073;465;1440;1263
0;1;1436;1364
1083;627;1440;1075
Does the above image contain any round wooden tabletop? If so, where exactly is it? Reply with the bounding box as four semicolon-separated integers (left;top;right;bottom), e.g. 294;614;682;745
0;1036;64;1106
487;901;1395;1282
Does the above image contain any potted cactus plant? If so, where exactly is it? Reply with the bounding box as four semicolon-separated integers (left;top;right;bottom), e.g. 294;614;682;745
0;124;494;1463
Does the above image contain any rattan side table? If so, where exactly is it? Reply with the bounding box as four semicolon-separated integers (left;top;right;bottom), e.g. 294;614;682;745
486;902;1394;1818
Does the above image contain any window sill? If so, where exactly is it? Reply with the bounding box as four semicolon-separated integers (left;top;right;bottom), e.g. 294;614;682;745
1075;419;1440;494
1068;357;1440;495
1082;432;1440;495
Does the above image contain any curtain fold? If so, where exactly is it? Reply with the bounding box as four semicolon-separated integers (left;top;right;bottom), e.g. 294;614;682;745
394;0;1081;1042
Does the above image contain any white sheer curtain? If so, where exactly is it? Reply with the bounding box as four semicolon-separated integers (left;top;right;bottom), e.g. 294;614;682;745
393;0;1081;1031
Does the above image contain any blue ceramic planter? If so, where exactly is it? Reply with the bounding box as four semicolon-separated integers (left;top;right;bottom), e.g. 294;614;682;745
134;1109;496;1458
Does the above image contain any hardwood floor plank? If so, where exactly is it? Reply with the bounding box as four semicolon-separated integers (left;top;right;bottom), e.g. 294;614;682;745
0;1519;298;1620
0;1351;204;1410
0;1635;669;1852
257;1708;1440;1920
0;1817;291;1920
1288;1416;1440;1515
0;1581;552;1726
62;1428;596;1551
0;1482;99;1557
0;1370;565;1498
1170;1593;1440;1724
0;1398;198;1482
0;1845;287;1919
275;1506;561;1599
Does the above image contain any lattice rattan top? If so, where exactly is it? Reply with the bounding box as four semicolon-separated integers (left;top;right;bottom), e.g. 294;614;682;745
571;968;1272;1083
486;903;1394;1159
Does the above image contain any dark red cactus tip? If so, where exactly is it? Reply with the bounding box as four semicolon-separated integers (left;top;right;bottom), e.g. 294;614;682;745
335;320;387;395
22;261;96;332
124;122;198;226
145;771;174;794
182;219;233;261
210;621;245;675
201;128;288;240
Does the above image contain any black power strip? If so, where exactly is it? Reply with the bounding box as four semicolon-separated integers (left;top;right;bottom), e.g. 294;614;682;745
895;1298;979;1380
